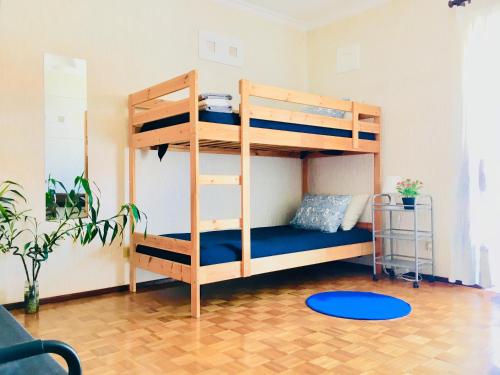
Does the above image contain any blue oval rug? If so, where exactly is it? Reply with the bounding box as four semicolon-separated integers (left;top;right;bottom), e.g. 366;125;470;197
306;291;411;320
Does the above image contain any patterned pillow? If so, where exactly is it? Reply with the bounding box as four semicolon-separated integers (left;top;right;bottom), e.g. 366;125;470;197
290;194;352;233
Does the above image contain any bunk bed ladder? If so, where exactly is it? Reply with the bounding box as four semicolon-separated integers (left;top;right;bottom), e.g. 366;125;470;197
198;80;251;281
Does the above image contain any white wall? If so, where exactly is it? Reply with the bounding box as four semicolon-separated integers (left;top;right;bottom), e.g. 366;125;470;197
0;0;306;304
307;0;463;277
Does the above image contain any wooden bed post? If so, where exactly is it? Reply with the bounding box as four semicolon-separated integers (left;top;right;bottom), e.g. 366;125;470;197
373;113;382;274
302;157;309;197
128;95;137;293
239;80;251;277
189;70;201;318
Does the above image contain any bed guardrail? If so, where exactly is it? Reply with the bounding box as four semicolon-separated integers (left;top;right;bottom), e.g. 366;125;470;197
132;233;192;255
240;80;381;150
128;71;197;149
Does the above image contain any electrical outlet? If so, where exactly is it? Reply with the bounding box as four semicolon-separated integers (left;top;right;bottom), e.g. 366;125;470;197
425;241;433;257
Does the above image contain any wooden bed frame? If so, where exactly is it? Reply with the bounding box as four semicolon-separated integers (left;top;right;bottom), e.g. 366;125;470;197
128;70;381;317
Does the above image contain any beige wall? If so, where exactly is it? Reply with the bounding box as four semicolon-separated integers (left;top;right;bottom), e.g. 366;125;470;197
0;0;307;303
307;0;463;277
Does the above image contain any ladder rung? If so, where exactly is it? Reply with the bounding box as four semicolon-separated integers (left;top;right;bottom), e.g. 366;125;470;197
200;218;242;232
199;175;241;185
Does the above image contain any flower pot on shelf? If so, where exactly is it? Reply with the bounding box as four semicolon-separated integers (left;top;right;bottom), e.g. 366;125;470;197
24;281;39;314
402;197;415;210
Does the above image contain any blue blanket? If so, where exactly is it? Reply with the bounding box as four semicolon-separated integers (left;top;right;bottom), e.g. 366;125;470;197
136;225;372;266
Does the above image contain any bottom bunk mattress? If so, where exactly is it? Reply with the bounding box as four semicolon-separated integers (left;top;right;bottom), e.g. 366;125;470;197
136;225;372;266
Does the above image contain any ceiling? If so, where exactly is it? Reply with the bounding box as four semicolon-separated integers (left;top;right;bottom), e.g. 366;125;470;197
218;0;390;30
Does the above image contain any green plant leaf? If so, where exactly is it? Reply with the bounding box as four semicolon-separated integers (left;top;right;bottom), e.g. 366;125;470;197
79;178;93;208
110;224;118;244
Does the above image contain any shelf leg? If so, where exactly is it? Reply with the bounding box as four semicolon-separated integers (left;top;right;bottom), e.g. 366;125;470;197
414;205;419;288
389;210;394;262
372;197;377;281
431;198;435;283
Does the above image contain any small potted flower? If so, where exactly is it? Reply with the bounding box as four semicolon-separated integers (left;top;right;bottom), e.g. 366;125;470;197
396;178;423;210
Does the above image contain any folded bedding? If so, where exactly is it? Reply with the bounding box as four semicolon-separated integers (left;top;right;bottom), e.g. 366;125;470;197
141;110;377;160
199;96;233;113
199;98;232;107
136;225;372;266
199;93;232;101
199;104;233;113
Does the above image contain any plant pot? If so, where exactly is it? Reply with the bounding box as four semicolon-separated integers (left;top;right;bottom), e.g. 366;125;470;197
402;197;415;210
24;281;39;314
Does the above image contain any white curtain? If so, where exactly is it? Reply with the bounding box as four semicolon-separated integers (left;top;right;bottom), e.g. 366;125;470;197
452;6;500;288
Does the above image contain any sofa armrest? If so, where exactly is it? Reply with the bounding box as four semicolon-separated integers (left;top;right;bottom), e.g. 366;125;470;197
0;340;81;375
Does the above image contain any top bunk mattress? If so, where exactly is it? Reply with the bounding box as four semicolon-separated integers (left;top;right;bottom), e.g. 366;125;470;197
140;111;376;141
136;225;372;266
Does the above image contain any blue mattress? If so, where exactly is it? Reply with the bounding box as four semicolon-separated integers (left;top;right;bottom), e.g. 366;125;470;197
136;225;372;266
140;110;376;141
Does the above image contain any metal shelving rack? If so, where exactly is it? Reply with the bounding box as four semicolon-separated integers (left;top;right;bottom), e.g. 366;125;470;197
371;194;435;288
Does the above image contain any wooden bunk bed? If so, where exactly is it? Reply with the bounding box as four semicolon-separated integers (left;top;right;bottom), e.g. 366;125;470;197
128;70;381;318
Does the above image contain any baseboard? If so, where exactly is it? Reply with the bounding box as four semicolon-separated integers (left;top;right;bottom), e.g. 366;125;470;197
3;278;179;311
2;263;475;311
344;261;480;288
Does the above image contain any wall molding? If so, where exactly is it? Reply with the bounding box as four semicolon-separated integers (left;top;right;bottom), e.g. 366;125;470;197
4;262;471;311
3;278;178;311
213;0;390;31
213;0;307;31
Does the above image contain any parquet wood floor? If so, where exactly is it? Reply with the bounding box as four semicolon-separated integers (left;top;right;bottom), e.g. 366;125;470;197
10;263;500;374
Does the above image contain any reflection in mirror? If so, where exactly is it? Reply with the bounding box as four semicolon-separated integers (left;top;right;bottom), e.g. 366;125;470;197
44;53;88;220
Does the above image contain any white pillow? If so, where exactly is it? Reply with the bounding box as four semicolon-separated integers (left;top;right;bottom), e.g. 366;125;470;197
341;194;370;231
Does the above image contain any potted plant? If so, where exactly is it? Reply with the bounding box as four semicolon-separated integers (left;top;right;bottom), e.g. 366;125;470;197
396;178;423;210
0;176;146;314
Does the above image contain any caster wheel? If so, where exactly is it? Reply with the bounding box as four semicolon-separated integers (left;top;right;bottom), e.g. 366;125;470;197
413;281;419;288
372;275;378;281
388;269;396;279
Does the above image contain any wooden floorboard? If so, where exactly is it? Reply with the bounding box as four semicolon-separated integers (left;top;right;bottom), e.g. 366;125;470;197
10;263;500;374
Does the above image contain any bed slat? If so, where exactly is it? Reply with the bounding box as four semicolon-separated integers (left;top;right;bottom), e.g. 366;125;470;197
198;262;242;284
353;102;381;118
131;124;190;148
250;127;380;153
247;81;352;112
249;105;353;131
130;71;192;105
199;175;241;185
133;233;192;256
132;98;189;126
251;242;372;276
133;253;191;283
358;120;380;134
135;98;172;110
199;218;242;232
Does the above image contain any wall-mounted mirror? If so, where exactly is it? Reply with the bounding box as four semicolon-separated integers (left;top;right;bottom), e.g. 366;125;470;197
44;53;88;220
